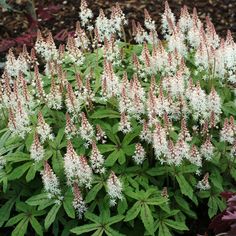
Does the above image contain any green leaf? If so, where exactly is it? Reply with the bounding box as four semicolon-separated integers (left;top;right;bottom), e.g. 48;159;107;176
105;150;119;167
105;226;125;236
230;167;236;181
176;175;193;200
55;128;65;146
91;228;104;236
52;150;64;177
38;200;55;210
179;165;198;174
8;162;32;180
5;152;29;162
174;195;197;219
124;189;140;200
164;219;188;231
12;217;29;236
0;197;16;224
122;144;135;156
0;130;11;148
5;213;25;227
107;215;124;225
30;216;43;236
140;204;154;235
122;127;141;146
63;189;75;219
85;212;101;223
208;196;218;218
26;165;37;182
216;197;226;212
117;197;128;215
85;183;103;203
26;193;49;206
158;223;172;236
44;204;61;230
124;201;141;221
146;197;168;206
210;172;223;191
70;223;100;235
118;149;126;165
91;109;120;119
97;144;116;154
146;167;168;176
25;131;34;151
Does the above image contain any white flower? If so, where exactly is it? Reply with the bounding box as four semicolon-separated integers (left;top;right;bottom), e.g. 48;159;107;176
46;79;62;110
166;140;182;166
64;141;93;188
220;118;235;144
140;120;152;143
73;183;87;218
187;25;201;49
77;156;93;189
207;88;221;122
132;143;146;165
144;9;156;31
30;133;44;162
196;173;210;190
37;112;54;143
119;113;132;133
35;31;58;61
79;0;93;30
64;141;80;185
168;28;187;56
79;112;94;145
175;138;190;160
156;88;170;118
65;83;81;114
200;137;214;160
187;145;202;167
161;1;176;38
41;162;61;198
101;61;121;99
65;113;77;140
96;125;107;143
178;6;193;34
153;123;168;161
187;82;208;122
90;142;105;174
107;171;123;206
5;50;28;77
8;103;31;139
95;9;112;41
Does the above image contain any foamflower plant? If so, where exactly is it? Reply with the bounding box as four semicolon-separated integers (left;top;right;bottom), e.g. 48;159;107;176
0;1;235;236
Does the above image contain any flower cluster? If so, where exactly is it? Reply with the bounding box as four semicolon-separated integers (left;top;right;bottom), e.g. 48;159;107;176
107;171;123;206
41;161;62;200
30;132;44;162
132;143;146;165
72;183;87;218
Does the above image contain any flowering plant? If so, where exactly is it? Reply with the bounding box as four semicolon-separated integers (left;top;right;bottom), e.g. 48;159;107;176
0;1;235;235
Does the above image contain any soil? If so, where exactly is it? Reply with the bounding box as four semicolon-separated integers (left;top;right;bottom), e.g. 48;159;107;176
0;0;236;59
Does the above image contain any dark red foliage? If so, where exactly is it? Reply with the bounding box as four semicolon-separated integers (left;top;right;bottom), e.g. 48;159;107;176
221;192;236;200
206;192;236;236
37;4;61;21
0;2;62;53
0;39;15;53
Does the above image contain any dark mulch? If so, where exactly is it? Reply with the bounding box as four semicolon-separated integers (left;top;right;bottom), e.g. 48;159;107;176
0;0;236;58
